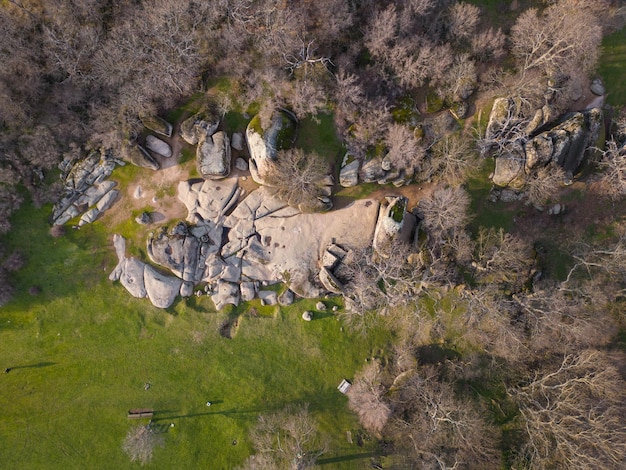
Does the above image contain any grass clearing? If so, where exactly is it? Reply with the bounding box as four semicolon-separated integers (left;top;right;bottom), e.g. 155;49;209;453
0;200;390;469
467;159;517;233
295;113;345;167
598;26;626;106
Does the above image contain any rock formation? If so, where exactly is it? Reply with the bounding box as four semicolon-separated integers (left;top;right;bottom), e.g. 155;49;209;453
197;131;231;179
246;109;297;185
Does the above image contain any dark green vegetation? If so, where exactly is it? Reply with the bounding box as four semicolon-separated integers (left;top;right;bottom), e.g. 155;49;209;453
0;201;390;468
599;26;626;106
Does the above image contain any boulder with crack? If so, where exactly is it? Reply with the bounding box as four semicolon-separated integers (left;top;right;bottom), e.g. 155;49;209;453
197;131;231;179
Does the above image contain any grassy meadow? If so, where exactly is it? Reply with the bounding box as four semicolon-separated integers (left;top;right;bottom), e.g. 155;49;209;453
599;25;626;107
0;200;390;468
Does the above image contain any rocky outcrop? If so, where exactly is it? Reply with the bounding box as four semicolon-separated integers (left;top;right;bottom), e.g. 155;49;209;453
489;101;603;189
246;109;297;185
180;107;220;145
372;196;416;258
197;131;231;179
492;143;527;189
52;151;122;226
109;234;183;309
145;135;172;158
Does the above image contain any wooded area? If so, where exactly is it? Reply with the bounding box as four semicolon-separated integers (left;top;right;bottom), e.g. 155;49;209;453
1;0;626;468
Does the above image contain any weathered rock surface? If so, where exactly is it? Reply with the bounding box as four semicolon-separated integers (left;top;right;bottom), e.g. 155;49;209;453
340;153;360;187
235;157;248;171
278;289;294;306
96;189;119;211
127;145;160;171
231;132;244;151
492;144;527;189
590;78;605;96
246;109;297;184
373;196;416;258
180;107;220;145
197;131;231;179
109;234;181;308
120;258;147;299
146;135;172;158
141;115;172;137
53;149;123;225
144;264;182;308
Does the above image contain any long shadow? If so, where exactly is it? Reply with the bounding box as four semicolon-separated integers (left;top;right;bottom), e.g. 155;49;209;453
317;452;377;465
4;362;57;372
152;406;276;422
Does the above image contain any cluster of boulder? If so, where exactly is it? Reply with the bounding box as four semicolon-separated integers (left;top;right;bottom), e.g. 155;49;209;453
487;80;605;191
52;149;123;226
126;116;175;171
112;176;419;309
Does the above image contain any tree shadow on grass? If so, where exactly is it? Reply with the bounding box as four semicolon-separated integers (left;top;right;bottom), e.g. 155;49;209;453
4;362;57;372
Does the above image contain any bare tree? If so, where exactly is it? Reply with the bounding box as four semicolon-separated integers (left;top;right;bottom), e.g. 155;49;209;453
347;360;392;435
384;122;426;170
447;2;480;42
263;148;331;212
122;423;164;465
418;186;471;244
596;139;626;200
388;365;502;469
241;404;327;470
427;133;478;185
472;227;535;293
525;163;567;207
510;1;604;77
510;350;626;470
471;27;506;62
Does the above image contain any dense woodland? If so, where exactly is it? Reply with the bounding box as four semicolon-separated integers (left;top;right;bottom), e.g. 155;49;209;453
2;0;626;468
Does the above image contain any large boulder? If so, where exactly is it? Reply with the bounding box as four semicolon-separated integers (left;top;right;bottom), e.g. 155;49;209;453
246;109;298;184
145;135;172;158
340;153;360;187
197;131;231;179
120;258;147;298
492;144;527;189
96;189;119;211
147;221;220;283
140;115;172;137
180;106;221;145
144;264;182;308
524;134;553;171
126;145;160;170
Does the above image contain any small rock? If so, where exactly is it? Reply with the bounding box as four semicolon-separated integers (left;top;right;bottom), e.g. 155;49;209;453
315;301;326;311
258;290;278;306
235;157;248;171
134;186;143;199
302;311;313;321
278;289;295;306
547;203;564;215
332;305;339;312
231;132;244;151
135;212;152;225
590;78;605;96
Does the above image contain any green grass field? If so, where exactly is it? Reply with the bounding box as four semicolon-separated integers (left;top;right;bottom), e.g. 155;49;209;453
599;26;626;107
0;201;390;468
